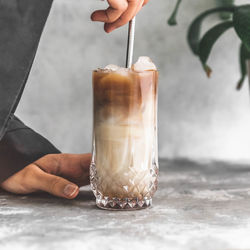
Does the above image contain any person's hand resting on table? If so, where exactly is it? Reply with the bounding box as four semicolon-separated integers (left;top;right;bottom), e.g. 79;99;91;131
91;0;149;33
1;154;91;199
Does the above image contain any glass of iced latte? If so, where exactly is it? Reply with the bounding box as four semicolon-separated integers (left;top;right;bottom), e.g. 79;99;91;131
90;57;159;210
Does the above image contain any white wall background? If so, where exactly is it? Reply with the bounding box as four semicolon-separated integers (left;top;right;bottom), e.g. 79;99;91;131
16;0;250;161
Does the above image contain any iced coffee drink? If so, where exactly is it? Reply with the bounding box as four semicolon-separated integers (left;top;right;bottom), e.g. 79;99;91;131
90;57;159;210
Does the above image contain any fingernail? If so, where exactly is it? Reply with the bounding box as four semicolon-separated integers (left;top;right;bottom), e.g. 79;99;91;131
63;184;78;197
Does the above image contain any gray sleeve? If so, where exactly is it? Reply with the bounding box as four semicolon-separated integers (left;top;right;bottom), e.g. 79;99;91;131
0;115;60;184
0;0;53;139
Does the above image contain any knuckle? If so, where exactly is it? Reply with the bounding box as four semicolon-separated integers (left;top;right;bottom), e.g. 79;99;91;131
45;153;59;161
20;165;37;191
50;155;61;174
23;165;36;179
39;154;52;162
39;154;61;174
105;12;115;23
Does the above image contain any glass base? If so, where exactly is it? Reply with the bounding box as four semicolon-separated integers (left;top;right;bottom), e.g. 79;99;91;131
96;196;152;211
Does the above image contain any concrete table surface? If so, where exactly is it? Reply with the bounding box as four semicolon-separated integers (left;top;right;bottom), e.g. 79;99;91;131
1;159;250;250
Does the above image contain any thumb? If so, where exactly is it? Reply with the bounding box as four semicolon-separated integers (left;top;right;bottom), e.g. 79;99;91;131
32;164;79;199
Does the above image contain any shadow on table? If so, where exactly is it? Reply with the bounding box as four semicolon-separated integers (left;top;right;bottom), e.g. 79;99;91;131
0;188;95;204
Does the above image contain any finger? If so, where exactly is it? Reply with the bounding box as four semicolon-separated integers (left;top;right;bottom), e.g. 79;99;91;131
91;0;128;23
91;8;121;23
35;154;91;187
59;154;91;173
143;0;149;6
58;154;91;186
35;154;61;175
104;0;143;33
32;165;79;199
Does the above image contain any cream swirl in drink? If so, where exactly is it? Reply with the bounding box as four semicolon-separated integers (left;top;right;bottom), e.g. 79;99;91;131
90;57;159;210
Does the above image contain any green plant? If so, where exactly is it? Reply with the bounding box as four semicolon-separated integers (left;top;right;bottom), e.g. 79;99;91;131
168;0;250;89
216;0;234;20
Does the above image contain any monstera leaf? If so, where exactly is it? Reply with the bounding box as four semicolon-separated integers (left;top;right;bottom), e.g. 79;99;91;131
168;0;235;26
237;43;250;90
168;0;182;25
216;0;235;20
187;7;234;55
168;1;250;89
198;21;234;77
233;5;250;52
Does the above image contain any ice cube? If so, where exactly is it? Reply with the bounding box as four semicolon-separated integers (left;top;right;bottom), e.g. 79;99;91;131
104;64;120;71
132;57;157;72
116;67;129;76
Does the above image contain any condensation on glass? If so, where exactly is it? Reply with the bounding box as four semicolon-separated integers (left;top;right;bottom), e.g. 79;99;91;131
90;68;159;210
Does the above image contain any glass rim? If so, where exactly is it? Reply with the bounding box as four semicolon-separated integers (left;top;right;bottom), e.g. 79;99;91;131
92;69;159;74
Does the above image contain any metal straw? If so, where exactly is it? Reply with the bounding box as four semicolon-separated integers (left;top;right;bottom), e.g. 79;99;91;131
125;17;136;68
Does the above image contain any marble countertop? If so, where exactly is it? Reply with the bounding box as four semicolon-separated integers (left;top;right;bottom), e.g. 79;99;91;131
1;159;250;250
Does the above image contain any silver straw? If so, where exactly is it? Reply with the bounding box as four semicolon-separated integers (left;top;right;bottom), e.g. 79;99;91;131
125;17;136;68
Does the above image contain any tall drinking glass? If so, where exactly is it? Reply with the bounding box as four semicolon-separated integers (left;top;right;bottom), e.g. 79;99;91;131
90;68;158;210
